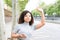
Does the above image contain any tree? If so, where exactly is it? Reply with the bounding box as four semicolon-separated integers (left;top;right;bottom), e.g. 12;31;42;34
4;0;12;7
4;0;28;12
32;10;40;16
18;0;28;12
44;0;60;16
45;4;55;16
54;0;60;16
0;0;6;40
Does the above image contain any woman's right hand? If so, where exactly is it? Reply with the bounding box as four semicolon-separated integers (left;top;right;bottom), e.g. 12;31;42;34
11;33;26;38
36;7;44;13
19;34;26;38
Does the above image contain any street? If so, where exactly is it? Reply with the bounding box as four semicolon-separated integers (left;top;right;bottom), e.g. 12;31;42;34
30;22;60;40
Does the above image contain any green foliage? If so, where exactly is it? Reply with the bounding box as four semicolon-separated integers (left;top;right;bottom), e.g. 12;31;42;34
44;0;60;16
45;5;55;16
4;0;60;16
55;0;60;16
40;2;46;8
4;0;28;12
4;0;12;7
18;0;28;12
32;10;40;16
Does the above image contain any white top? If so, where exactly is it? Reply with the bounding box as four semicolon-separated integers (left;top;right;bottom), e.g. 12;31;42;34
13;22;37;40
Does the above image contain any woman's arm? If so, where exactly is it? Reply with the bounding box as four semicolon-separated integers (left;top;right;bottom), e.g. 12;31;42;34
35;7;45;29
11;33;26;38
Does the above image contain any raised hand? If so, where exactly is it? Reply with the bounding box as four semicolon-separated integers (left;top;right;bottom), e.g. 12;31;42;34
36;7;44;13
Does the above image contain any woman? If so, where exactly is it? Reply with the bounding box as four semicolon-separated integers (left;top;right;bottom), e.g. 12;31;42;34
11;7;45;40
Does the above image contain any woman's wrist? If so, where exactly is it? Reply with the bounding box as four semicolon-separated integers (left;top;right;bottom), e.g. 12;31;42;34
19;34;26;38
16;34;24;38
16;34;20;38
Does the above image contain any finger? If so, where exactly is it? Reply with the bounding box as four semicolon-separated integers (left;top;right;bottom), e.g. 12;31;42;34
22;34;26;38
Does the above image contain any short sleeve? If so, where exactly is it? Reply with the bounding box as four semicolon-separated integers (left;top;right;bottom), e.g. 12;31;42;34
32;21;39;30
12;24;20;33
32;23;36;30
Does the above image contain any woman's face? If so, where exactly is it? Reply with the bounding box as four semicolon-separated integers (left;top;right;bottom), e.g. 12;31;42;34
24;13;31;23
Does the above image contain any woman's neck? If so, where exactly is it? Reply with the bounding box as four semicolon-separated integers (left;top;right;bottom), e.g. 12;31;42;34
24;22;29;25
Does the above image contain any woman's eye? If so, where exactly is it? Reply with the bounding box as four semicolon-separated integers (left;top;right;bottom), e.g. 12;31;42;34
25;15;27;17
29;16;31;17
25;15;31;17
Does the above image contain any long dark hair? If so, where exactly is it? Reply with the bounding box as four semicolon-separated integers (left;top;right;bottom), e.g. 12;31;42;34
18;10;34;25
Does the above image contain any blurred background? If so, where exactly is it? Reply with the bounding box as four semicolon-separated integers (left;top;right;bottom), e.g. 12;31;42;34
0;0;60;40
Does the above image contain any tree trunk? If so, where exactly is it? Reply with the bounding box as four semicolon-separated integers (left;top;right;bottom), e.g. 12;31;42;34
11;0;19;32
10;0;19;40
12;0;16;31
0;0;6;40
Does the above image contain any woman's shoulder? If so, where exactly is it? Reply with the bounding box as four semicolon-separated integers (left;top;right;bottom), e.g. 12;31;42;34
31;21;39;27
14;23;22;27
14;24;23;29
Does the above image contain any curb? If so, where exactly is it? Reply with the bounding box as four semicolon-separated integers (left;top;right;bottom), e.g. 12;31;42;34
46;20;60;24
